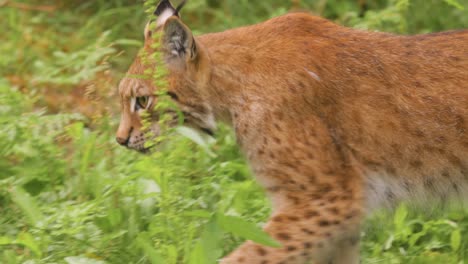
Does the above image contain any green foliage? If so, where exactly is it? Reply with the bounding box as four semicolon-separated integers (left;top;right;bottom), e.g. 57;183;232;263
32;32;116;85
1;0;467;263
364;206;468;263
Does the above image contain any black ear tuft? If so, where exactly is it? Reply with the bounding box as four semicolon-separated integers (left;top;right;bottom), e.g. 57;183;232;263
154;0;176;16
174;0;187;16
154;0;187;17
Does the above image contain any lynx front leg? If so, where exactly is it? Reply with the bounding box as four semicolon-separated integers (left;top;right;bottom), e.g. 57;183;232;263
331;235;360;264
220;193;364;264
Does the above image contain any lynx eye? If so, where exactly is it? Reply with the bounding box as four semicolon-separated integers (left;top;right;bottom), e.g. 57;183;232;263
133;96;153;111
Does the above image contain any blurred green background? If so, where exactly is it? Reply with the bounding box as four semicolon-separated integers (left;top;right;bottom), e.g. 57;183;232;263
1;0;467;263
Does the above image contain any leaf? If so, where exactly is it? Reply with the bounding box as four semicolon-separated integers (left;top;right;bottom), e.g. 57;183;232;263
0;236;12;245
217;214;281;248
443;0;465;10
384;234;394;250
17;232;42;257
10;186;45;227
114;39;143;47
136;232;165;264
189;218;223;264
200;218;223;263
450;229;461;251
188;244;203;264
394;204;408;231
176;126;216;157
65;256;107;264
107;208;123;228
183;210;212;219
166;245;178;264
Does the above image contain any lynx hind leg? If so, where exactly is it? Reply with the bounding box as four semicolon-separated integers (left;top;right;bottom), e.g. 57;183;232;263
220;193;364;264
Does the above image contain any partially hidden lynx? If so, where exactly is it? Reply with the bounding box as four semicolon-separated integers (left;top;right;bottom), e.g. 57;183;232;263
116;1;468;263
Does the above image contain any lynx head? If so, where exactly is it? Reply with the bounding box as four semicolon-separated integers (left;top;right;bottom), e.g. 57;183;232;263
116;0;215;153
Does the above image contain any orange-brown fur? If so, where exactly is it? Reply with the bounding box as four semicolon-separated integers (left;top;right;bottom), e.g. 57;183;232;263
116;6;468;264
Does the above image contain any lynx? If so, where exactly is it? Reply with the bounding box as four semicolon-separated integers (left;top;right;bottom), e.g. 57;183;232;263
116;1;468;263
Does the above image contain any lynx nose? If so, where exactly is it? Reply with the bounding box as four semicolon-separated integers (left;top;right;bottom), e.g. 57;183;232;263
116;137;129;146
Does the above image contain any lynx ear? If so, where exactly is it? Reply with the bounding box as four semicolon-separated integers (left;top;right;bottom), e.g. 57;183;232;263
146;1;187;40
154;0;186;28
163;17;197;62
